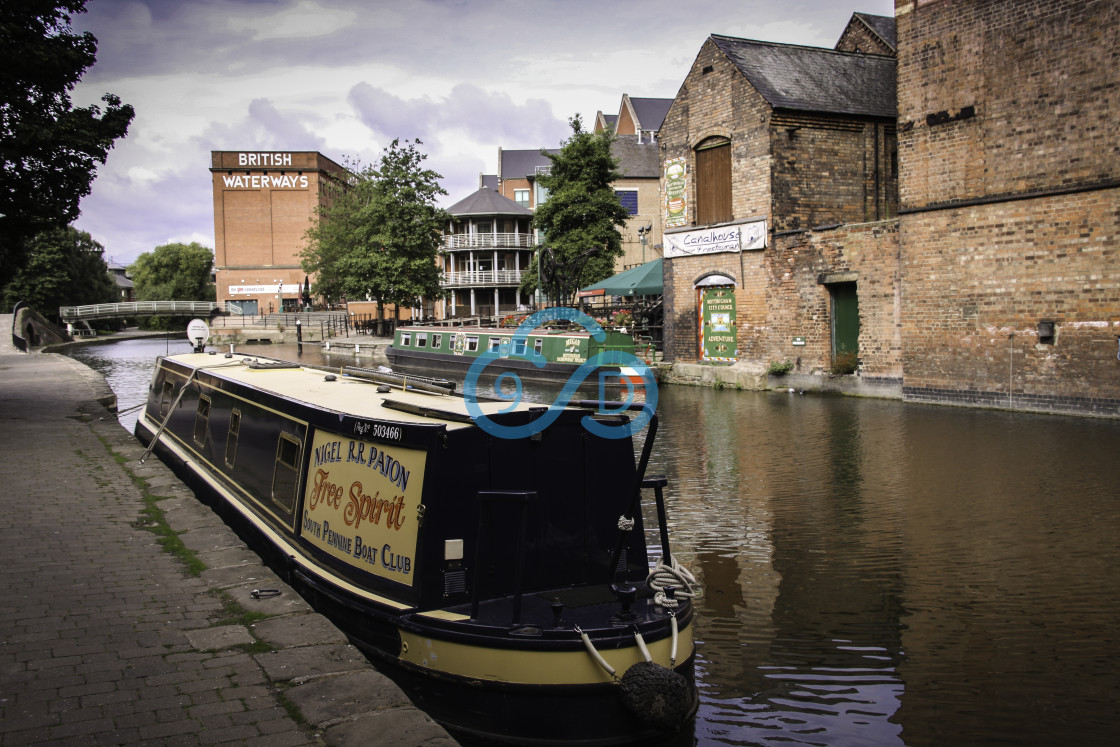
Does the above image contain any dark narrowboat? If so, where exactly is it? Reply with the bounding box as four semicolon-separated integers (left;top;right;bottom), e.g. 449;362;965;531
134;352;699;745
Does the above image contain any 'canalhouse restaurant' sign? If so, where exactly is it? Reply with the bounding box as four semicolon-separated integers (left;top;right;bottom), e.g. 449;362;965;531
664;219;767;258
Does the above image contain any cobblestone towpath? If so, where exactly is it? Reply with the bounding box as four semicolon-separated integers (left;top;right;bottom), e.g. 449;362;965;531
0;328;456;746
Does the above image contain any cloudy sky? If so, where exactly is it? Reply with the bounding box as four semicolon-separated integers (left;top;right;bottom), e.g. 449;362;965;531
69;0;895;265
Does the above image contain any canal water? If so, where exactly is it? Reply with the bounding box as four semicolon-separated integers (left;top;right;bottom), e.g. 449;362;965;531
69;338;1120;746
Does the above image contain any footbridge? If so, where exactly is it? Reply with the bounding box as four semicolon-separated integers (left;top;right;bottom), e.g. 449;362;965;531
59;301;220;323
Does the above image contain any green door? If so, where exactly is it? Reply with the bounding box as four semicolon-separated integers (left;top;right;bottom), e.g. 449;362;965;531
830;282;860;356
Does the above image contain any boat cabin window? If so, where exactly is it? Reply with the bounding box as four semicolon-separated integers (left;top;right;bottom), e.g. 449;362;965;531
193;395;211;447
488;337;501;352
272;433;302;514
416;332;428;348
159;380;174;417
513;338;527;356
466;336;479;352
224;409;241;469
533;338;544;355
431;333;442;349
400;331;412;347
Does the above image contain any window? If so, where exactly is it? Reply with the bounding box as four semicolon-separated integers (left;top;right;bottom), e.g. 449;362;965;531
416;332;428;348
695;136;732;225
193;395;211;447
488;337;501;352
533;338;544;355
431;333;442;349
513;338;527;356
466;336;480;352
272;433;302;513
224;409;241;468
514;189;530;208
400;331;412;346
615;189;639;216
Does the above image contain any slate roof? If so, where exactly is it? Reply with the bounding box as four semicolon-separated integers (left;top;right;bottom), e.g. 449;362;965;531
853;12;896;51
710;35;896;119
611;135;660;178
499;148;559;180
628;97;673;131
446;187;532;217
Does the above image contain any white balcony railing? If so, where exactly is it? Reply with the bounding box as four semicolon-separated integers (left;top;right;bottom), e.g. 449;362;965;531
442;270;527;288
443;232;534;250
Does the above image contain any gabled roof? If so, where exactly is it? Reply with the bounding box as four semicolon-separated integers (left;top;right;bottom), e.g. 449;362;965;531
710;34;896;119
498;148;559;180
595;112;618;132
627;97;673;132
446;187;532;217
852;12;896;52
611;135;660;178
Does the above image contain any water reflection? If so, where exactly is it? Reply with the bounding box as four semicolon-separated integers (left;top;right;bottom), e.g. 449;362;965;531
66;342;1120;746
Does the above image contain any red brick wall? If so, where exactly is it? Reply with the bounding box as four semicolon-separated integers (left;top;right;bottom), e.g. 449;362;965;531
897;0;1119;210
900;191;1120;408
768;222;902;378
896;0;1120;414
770;115;897;231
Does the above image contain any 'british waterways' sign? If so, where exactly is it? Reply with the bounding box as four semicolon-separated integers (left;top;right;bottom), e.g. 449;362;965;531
299;432;427;586
665;219;767;258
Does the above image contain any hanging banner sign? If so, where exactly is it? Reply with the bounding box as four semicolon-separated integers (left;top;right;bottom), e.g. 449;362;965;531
665;219;766;258
700;287;737;362
664;157;688;228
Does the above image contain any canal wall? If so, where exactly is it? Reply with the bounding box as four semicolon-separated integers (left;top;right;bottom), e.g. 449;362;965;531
662;359;904;399
0;332;456;746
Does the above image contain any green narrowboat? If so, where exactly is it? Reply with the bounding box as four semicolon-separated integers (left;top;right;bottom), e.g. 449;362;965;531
386;322;655;390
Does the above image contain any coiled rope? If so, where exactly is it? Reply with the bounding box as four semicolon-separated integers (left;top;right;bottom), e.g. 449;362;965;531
647;556;700;611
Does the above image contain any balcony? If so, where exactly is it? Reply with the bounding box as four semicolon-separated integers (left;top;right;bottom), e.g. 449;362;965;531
442;269;527;288
443;232;534;250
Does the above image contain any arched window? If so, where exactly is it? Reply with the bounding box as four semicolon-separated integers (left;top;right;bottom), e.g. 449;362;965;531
695;136;732;225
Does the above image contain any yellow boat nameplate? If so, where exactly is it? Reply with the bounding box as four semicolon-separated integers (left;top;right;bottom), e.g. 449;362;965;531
299;431;427;586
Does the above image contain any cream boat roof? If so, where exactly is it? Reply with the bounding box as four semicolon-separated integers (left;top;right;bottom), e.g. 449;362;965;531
167;352;536;430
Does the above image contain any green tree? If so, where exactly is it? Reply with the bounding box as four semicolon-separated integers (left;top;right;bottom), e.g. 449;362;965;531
530;115;628;305
129;242;215;301
1;226;116;320
0;1;134;279
303;139;447;324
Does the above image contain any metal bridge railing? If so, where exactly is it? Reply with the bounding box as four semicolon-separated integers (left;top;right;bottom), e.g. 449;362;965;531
58;301;219;322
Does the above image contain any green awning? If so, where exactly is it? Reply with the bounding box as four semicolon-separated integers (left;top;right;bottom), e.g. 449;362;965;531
577;258;663;298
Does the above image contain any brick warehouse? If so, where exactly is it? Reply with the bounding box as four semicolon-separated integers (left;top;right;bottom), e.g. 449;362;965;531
658;2;1119;417
211;151;348;314
659;14;900;379
896;0;1120;415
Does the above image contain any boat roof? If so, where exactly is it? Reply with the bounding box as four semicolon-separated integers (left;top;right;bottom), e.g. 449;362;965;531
398;326;595;337
166;352;537;430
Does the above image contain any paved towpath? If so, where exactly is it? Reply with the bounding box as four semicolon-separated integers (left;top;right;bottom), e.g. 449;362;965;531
0;318;456;746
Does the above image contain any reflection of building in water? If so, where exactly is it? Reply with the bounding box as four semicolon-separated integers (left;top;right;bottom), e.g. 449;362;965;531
655;388;909;740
